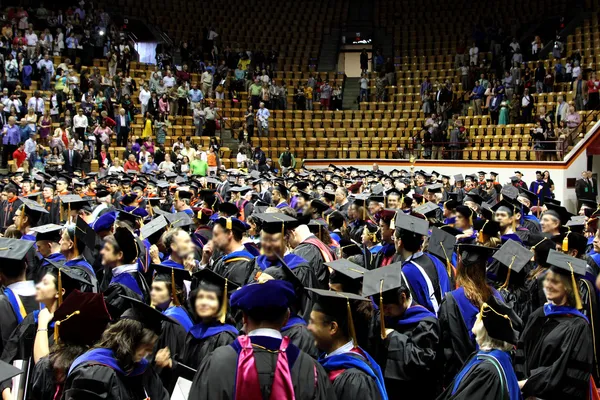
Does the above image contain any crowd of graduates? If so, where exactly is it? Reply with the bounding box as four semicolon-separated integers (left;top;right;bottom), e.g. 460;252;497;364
0;164;597;399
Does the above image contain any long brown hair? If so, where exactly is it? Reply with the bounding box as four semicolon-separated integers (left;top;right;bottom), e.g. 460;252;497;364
94;319;157;372
456;255;493;308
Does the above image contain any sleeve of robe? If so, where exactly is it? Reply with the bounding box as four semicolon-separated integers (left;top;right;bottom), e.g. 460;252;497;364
438;295;474;387
0;296;17;356
383;317;440;381
63;364;123;399
30;356;56;400
520;317;593;399
189;345;239;399
440;361;504;400
332;368;383;400
292;244;329;289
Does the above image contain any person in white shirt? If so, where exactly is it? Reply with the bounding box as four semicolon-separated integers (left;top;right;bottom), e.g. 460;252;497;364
158;153;175;172
25;28;38;58
138;84;151;116
73;108;88;139
37;54;55;91
27;91;45;115
201;70;213;97
256;102;270;137
163;72;176;88
181;141;197;160
469;43;479;65
555;96;568;125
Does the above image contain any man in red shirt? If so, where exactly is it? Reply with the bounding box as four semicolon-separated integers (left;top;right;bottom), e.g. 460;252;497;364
12;142;26;168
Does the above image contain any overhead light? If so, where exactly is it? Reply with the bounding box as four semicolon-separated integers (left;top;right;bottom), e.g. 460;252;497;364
98;29;105;36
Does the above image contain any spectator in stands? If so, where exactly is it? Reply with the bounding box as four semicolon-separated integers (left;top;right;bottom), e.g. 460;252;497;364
201;68;213;98
534;62;546;94
320;81;332;110
256;102;270;137
360;49;369;74
12;142;26;168
138;84;151;116
469;42;479;65
521;88;534;123
469;80;484;115
158;153;175;173
115;108;130;147
46;146;64;175
123;154;139;172
360;74;369;102
422;90;433;116
261;82;271;109
278;147;296;173
588;72;600;110
574;74;587;111
566;105;582;137
375;72;386;102
249;79;262;109
531;35;542;59
189;83;204;109
554;96;568;125
190;152;208;176
204;101;218;137
509;93;521;124
448;121;462;160
420;77;432;101
193;104;205;137
158;93;170;116
141;154;158;174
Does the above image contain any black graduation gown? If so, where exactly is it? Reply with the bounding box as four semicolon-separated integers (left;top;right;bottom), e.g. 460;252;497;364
64;361;169;400
580;272;600;382
152;320;187;392
330;364;383;400
281;323;318;359
522;218;540;233
189;335;335;399
0;197;21;229
515;307;593;400
30;356;56;400
210;255;254;287
38;198;60;225
437;356;510;400
292;238;330;289
0;292;38;356
371;311;441;399
178;329;237;370
348;220;366;243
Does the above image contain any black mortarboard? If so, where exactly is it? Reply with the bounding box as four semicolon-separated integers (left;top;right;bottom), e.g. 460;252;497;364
480;296;518;345
52;290;111;346
501;185;519;200
551;231;588;255
565;216;587;233
455;205;475;223
165;212;194;228
546;249;586;277
517;187;539;205
215;217;250;233
362;262;405;298
395;213;429;236
117;209;143;224
322;190;336;202
46;261;92;304
217;202;240;217
440;225;464;236
255;213;298;234
425;183;443;193
307;288;368;343
491;199;519;216
311;199;330;214
0;238;35;262
474;218;501;237
339;239;363;258
580;199;598;209
113;226;139;263
30;224;63;242
0;360;22;383
463;193;484;206
544;203;574;225
140;215;168;242
454;174;464;182
76;216;99;250
17;196;49;215
492;239;532;274
273;184;288;198
60;195;89;210
327;259;366;294
120;295;176;334
457;244;497;267
153;264;192;306
414;202;440;218
429;227;457;265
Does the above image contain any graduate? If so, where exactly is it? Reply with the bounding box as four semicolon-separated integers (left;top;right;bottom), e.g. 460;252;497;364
0;239;39;356
30;224;66;268
13;196;48;241
30;291;111;400
205;216;256;287
362;264;441;399
515;250;594;399
492;199;523;243
59;217;97;292
64;296;173;399
101;224;151;313
438;243;518;386
151;264;194;332
454;205;476;243
439;296;522;400
245;213;320;317
394;213;452;315
272;183;290;209
307;288;388;400
189;279;335;399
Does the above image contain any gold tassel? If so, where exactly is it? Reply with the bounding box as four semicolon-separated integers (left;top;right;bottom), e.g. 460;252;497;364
499;255;516;290
568;262;583;310
440;241;453;278
469;209;473;227
346;298;358;348
379;279;387;340
53;310;80;343
171;268;180;306
57;269;63;306
400;194;404;209
218;279;228;324
537;198;541;219
72;226;79;258
363;205;366;221
562;231;570;253
198;210;203;219
226;217;232;230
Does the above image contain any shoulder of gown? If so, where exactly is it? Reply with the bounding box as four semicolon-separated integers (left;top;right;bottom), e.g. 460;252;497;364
332;367;383;400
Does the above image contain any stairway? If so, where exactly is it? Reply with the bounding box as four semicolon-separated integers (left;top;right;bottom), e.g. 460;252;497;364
317;28;341;72
342;78;360;110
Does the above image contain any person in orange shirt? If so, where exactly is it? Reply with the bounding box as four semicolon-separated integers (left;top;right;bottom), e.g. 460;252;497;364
207;147;218;175
123;154;140;172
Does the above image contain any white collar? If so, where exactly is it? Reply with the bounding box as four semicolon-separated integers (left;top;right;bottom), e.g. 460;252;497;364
325;340;355;358
248;328;282;339
7;280;36;296
112;263;138;276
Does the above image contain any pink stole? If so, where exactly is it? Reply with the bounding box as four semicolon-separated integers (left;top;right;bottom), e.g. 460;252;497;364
234;335;295;400
304;237;337;263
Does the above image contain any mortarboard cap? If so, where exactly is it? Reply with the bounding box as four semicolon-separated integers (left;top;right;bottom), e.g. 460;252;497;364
140;215;168;242
544;203;574;226
215;217;250;233
273;184;288;198
0;238;35;262
17;197;49;215
429;227;457;266
255;213;299;234
30;224;63;242
492;239;532;274
339;239;363;258
565;216;587;233
546;249;587;277
0;360;22;383
480;295;519;345
395;213;429;236
52;290;111;346
217;202;240;217
327;259;366;294
362;262;405;298
457;244;497;267
322;190;336;202
310;199;330;214
414;202;440;218
454;174;464;182
463;193;484;206
165;212;194;229
46;261;93;304
153;264;192;306
120;295;176;334
501;185;519;200
230;279;296;311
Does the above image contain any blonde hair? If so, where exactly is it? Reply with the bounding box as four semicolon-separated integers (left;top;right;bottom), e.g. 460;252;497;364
473;318;514;352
